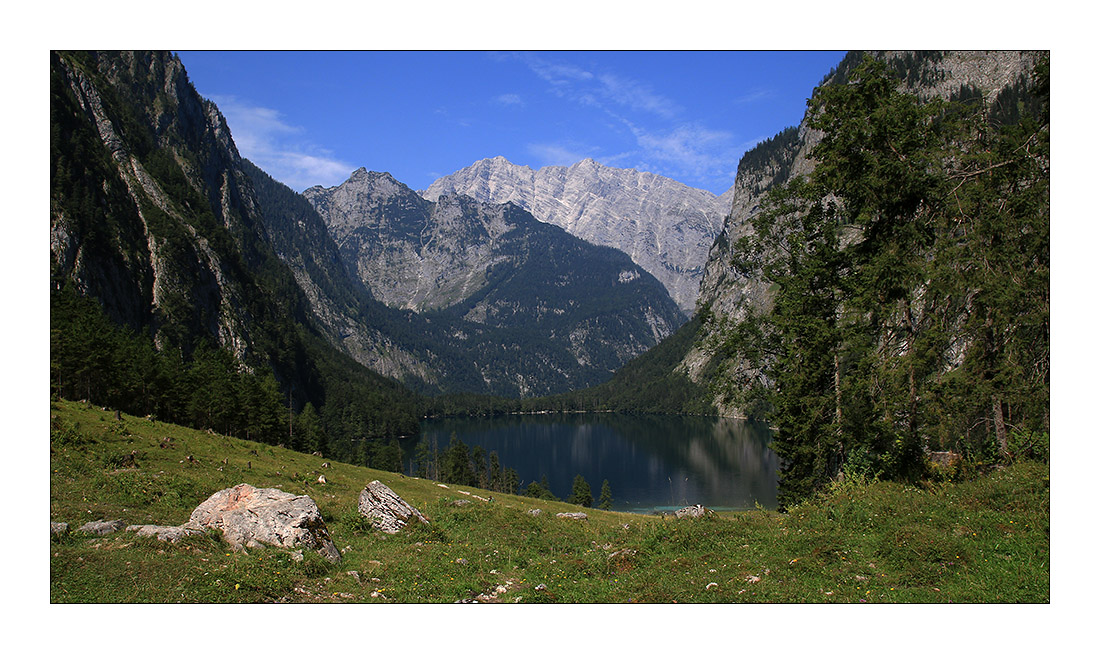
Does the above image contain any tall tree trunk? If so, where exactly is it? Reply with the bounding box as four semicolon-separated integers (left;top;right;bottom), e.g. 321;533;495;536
992;394;1008;458
834;349;844;478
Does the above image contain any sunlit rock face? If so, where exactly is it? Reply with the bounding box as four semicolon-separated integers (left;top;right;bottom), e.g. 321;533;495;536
422;156;733;315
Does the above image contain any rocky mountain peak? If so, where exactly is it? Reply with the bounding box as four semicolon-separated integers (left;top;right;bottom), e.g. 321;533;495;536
422;157;731;313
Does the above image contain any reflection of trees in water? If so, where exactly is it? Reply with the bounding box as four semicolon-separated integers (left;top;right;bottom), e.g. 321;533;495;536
416;413;778;509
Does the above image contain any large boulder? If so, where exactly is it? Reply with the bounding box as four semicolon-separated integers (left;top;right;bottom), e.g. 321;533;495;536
187;484;340;562
358;480;429;534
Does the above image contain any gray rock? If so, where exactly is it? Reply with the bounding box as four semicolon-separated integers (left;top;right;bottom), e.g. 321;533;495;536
126;524;205;544
674;504;707;519
422;156;730;313
188;483;341;562
51;522;69;536
450;499;471;507
929;451;963;470
556;512;588;520
527;509;542;517
357;480;429;534
77;519;125;536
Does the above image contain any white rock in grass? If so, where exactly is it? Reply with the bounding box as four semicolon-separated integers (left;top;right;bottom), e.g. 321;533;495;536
358;480;429;534
188;484;340;562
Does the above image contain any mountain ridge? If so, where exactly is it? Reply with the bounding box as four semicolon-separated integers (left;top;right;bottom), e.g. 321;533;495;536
421;156;732;314
302;168;688;394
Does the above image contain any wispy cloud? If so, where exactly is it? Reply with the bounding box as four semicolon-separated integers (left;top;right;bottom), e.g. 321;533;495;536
495;93;525;107
519;54;680;120
733;89;775;105
596;73;680;119
527;142;593;167
210;95;354;190
507;53;750;191
630;122;738;176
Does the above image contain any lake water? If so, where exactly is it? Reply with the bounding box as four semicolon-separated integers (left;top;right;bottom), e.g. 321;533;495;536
404;413;777;512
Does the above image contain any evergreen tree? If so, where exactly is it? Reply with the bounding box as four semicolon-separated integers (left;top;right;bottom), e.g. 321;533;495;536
598;479;613;510
489;451;502;492
471;445;489;489
503;467;520;495
567;474;593;507
730;55;1049;507
440;435;474;486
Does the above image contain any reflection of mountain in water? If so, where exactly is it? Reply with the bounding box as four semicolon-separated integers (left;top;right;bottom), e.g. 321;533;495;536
414;413;777;511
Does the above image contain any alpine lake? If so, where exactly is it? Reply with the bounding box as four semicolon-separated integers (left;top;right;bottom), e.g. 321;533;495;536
402;413;778;513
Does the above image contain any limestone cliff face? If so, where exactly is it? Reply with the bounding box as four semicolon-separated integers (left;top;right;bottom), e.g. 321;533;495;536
304;169;688;388
421;156;730;314
683;50;1045;416
50;51;268;362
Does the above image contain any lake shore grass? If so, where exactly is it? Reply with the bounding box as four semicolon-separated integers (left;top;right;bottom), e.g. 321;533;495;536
50;398;1048;604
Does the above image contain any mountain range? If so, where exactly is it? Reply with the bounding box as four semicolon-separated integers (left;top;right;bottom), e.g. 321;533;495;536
49;49;1046;438
422;156;732;314
49;50;687;404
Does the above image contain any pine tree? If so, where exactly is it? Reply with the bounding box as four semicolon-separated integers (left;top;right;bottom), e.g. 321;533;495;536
567;475;593;507
598;479;613;510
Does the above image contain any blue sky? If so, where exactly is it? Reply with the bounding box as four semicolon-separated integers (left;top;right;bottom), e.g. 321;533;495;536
177;51;845;195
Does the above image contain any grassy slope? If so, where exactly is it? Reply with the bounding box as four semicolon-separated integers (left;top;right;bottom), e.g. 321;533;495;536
50;399;1048;603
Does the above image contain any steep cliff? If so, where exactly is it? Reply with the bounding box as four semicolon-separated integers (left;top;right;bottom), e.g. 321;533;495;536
682;50;1046;417
303;170;687;393
421;156;730;314
51;51;274;362
50;50;426;446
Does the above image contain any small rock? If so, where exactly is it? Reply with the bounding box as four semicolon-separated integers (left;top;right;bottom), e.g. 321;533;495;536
535;583;548;591
674;505;707;519
77;519;125;536
50;522;69;536
706;582;718;590
290;550;304;562
126;524;204;543
455;558;468;565
556;512;587;520
317;475;327;485
527;509;542;517
451;499;471;507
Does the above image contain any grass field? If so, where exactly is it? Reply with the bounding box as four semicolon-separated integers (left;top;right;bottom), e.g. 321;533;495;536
49;398;1049;604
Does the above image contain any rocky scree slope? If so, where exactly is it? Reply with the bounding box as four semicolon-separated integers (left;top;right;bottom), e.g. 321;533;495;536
422;156;732;314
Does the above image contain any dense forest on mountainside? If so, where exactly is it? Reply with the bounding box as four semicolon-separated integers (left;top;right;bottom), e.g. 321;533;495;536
50;51;422;469
717;56;1049;507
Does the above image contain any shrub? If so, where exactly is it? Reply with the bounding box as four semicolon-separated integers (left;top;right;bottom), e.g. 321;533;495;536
1008;429;1049;463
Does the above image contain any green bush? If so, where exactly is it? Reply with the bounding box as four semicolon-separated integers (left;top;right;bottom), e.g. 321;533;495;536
1009;429;1049;463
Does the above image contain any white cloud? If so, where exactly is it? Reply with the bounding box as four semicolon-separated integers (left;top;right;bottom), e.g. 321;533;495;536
210;95;354;190
596;73;680;119
527;142;594;167
628;121;743;184
495;93;525;107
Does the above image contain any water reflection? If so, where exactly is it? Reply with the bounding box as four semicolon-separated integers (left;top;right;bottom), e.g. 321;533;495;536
406;413;777;511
